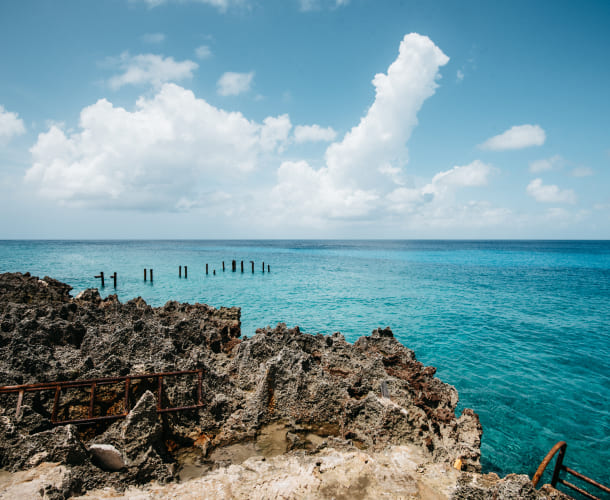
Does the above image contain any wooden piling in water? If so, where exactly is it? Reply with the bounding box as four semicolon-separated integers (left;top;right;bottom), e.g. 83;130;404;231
185;266;187;278
222;261;225;272
232;260;236;272
251;261;254;273
268;264;270;273
206;264;208;275
262;261;265;273
144;269;147;281
95;272;105;287
111;272;117;288
241;261;244;273
150;269;153;282
179;265;182;278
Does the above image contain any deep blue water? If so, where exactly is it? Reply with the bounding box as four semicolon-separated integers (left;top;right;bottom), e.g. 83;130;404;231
1;240;609;492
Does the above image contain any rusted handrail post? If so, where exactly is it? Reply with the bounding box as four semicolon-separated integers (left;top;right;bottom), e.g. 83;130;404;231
89;382;97;418
532;441;567;487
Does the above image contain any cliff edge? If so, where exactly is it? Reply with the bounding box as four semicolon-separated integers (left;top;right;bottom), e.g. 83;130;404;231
0;273;566;499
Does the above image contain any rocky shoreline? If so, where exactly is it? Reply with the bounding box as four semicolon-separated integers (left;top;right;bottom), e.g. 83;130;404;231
0;272;567;499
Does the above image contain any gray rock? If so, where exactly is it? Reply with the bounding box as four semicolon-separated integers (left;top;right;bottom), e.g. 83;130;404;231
89;444;125;471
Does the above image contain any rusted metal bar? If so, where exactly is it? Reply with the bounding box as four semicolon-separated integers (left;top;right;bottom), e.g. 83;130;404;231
157;404;203;414
15;389;24;419
124;377;130;414
0;370;204;393
89;382;96;418
57;414;127;425
532;441;567;487
51;386;61;423
551;443;566;487
1;370;205;426
157;376;163;411
558;478;601;500
564;466;610;494
197;370;203;405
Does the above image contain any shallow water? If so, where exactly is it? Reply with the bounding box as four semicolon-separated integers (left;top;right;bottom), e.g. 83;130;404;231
1;239;608;492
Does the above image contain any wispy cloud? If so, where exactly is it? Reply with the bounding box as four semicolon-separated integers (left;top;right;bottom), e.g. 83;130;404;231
298;0;349;12
133;0;247;12
195;45;212;59
529;154;562;173
526;178;576;204
293;124;337;143
106;52;198;90
480;124;546;151
217;71;254;96
571;166;593;177
141;32;166;44
0;105;26;143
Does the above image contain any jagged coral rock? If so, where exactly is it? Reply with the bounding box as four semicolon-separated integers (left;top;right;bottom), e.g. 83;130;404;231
0;272;559;498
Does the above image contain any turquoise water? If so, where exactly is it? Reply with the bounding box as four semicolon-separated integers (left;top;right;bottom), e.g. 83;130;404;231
1;240;609;491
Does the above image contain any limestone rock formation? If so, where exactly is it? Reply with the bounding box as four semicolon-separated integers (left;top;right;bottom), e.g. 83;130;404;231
0;272;562;498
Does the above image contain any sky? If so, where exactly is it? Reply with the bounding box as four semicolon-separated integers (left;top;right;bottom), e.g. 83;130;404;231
0;0;609;239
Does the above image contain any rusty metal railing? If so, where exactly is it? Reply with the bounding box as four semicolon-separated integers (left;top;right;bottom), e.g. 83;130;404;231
532;441;610;500
0;369;204;425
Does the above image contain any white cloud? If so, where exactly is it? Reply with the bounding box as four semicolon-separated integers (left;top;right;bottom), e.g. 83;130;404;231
529;154;562;173
324;33;449;190
298;0;349;11
271;33;455;224
141;32;165;44
25;84;289;210
195;45;212;59
456;69;464;82
526;178;576;204
479;124;546;151
571;166;593;177
429;160;492;188
217;71;254;96
107;52;198;90
293;124;337;143
0;105;26;143
134;0;246;12
260;114;292;152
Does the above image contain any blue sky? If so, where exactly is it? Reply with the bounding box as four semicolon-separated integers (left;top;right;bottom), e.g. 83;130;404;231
0;0;609;238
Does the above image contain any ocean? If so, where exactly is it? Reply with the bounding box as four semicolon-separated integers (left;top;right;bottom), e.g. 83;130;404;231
1;239;608;491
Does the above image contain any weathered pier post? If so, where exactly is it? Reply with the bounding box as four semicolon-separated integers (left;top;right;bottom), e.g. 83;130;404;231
262;261;265;273
241;261;244;273
179;266;182;278
150;269;153;282
185;266;187;278
111;272;117;288
95;272;105;287
206;264;208;275
222;261;225;272
250;261;254;273
213;269;216;275
232;260;236;272
268;264;270;273
144;269;147;281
